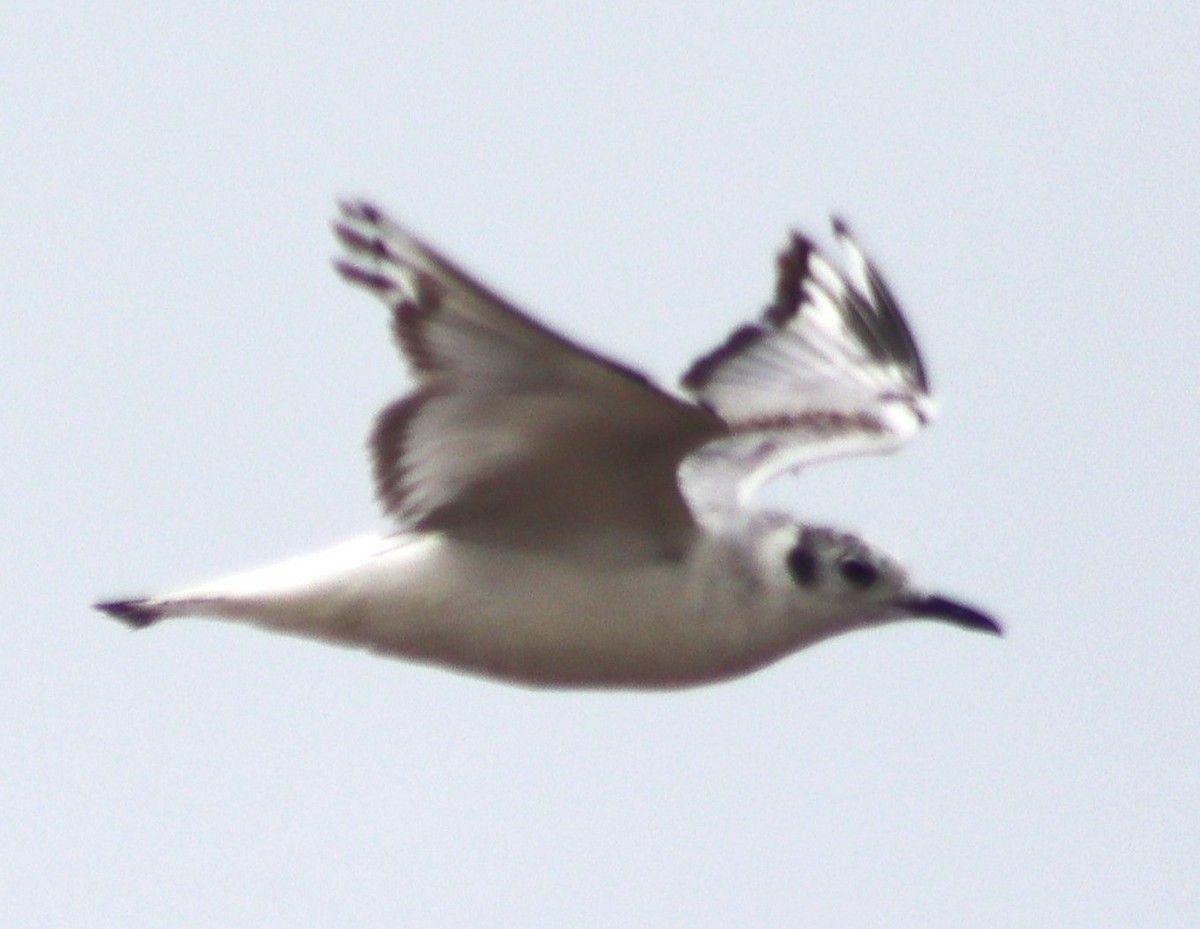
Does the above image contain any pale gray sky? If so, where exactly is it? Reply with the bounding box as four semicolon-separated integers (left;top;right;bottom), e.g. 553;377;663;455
3;3;1198;926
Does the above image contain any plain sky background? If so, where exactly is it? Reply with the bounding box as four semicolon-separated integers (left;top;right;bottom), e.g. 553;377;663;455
3;3;1198;926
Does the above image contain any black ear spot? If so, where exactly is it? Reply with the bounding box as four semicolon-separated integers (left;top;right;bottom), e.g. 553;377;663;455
838;557;878;589
787;546;819;586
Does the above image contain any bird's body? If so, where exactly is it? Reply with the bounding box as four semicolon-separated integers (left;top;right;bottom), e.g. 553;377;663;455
104;514;884;687
97;201;999;687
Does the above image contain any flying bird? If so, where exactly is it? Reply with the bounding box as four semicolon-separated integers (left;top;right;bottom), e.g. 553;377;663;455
96;201;999;687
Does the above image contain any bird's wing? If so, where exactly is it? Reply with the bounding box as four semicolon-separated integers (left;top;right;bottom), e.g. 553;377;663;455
679;219;934;512
334;201;721;559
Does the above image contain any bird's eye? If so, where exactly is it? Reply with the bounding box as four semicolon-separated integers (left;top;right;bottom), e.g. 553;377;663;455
838;557;878;588
787;546;818;586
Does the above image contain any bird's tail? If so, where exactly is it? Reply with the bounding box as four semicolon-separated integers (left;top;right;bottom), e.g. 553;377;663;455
94;597;193;628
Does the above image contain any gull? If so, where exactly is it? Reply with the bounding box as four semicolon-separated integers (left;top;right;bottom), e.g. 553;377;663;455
95;201;999;687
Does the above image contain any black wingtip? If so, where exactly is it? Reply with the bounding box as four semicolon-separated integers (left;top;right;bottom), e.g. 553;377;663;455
333;260;396;293
765;232;817;326
332;221;387;258
337;198;384;224
94;598;163;629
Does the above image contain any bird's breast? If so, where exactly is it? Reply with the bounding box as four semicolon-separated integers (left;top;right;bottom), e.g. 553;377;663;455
344;535;790;687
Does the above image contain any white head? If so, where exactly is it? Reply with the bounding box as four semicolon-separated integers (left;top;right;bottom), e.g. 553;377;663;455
750;520;1001;645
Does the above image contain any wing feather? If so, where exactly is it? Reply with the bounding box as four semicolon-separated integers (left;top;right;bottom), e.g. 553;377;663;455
335;201;721;557
680;220;933;511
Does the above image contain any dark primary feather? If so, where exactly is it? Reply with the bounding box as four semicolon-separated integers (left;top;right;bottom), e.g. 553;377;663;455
830;217;928;393
676;219;935;508
684;220;928;397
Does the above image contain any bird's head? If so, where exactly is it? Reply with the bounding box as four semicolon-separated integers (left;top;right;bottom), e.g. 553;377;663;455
760;523;1001;641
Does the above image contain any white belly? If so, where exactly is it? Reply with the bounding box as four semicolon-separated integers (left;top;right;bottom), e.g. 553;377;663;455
166;532;791;687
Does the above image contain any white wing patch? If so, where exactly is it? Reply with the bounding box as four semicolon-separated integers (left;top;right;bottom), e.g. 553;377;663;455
335;202;936;538
679;219;934;511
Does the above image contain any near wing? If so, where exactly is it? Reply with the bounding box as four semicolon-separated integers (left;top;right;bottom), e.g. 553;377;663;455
679;218;935;511
334;201;721;558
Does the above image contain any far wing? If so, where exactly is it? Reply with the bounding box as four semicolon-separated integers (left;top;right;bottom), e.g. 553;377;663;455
334;201;721;558
679;219;934;510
